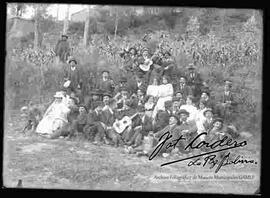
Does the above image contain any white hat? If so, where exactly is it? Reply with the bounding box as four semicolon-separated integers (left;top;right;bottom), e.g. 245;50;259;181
63;80;71;88
54;91;64;98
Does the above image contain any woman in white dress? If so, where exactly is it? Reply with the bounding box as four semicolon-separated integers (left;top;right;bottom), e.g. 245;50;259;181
195;100;208;140
152;75;174;119
180;95;198;122
146;76;160;98
36;91;71;136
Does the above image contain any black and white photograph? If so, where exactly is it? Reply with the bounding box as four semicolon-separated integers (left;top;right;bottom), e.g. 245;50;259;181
4;3;262;194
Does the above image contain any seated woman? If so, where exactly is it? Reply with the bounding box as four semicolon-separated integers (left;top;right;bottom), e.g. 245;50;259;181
179;95;198;122
36;91;72;137
152;75;174;120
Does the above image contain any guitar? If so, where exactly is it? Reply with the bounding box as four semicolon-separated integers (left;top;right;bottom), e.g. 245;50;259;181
139;59;153;72
113;112;139;134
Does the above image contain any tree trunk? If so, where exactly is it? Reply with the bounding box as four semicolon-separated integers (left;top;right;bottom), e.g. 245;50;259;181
83;6;91;47
34;5;41;50
63;4;70;35
114;9;119;40
56;4;59;21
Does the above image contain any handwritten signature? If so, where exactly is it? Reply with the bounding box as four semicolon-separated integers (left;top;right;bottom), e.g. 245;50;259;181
148;131;257;172
187;152;257;173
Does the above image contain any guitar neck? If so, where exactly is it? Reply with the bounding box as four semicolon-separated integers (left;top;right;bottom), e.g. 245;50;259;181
130;112;139;120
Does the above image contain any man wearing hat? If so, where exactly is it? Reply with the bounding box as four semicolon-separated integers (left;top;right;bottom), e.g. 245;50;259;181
54;34;70;63
84;89;102;111
100;92;115;127
217;79;237;123
175;109;198;153
160;51;177;83
83;101;106;143
205;117;227;143
185;63;203;99
68;105;88;138
126;107;152;148
202;108;214;132
114;76;129;95
153;114;182;156
96;70;115;95
63;57;82;94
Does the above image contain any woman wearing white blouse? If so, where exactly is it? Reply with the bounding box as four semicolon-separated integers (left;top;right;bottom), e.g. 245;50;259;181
180;95;198;122
146;76;160;98
152;75;174;119
194;100;208;140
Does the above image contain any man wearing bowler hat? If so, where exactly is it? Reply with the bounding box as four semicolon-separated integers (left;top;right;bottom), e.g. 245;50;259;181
63;57;82;94
176;109;198;153
54;34;70;63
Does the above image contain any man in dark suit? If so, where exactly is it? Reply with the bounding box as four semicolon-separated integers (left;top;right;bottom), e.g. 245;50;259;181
153;100;172;133
176;109;198;153
175;76;192;101
114;76;129;95
63;58;82;93
130;75;147;94
200;90;216;113
69;105;88;137
185;64;203;99
83;101;106;143
217;80;237;123
84;89;102;111
54;34;70;63
126;108;153;147
96;70;115;95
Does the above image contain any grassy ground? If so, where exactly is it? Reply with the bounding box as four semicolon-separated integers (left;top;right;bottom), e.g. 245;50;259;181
3;111;261;194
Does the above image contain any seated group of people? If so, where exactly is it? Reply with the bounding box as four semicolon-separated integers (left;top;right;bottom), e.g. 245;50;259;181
26;47;239;158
